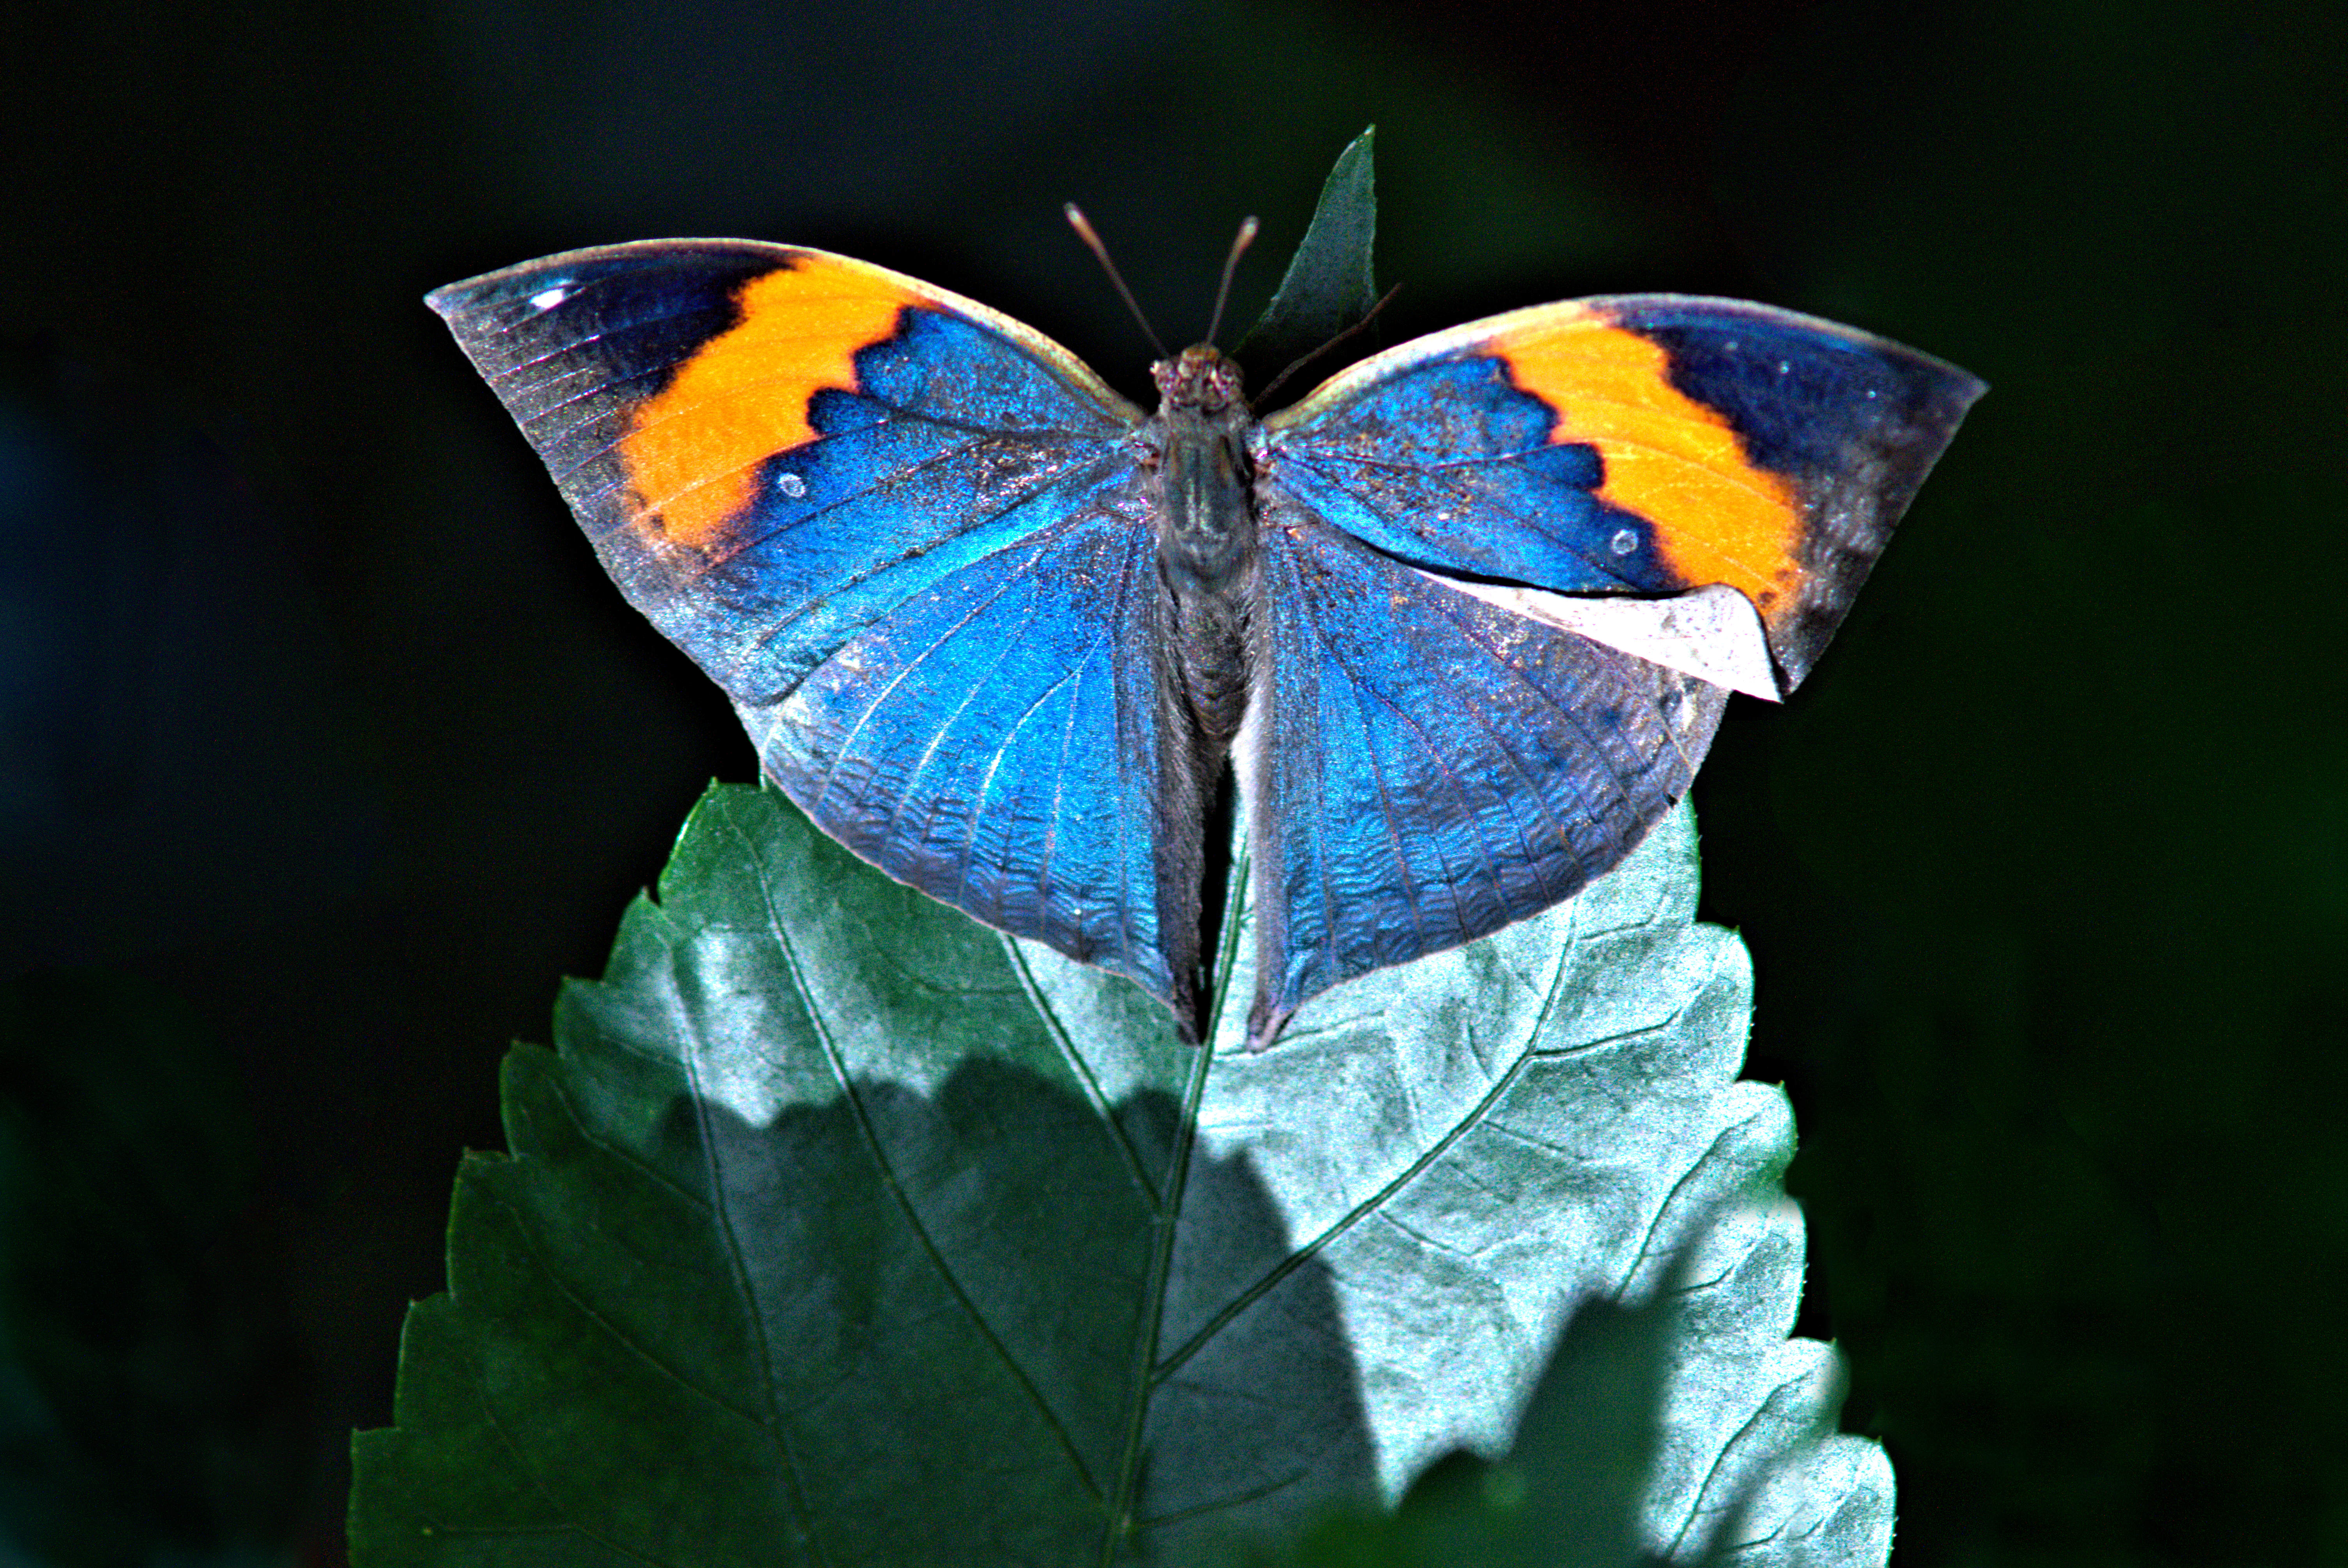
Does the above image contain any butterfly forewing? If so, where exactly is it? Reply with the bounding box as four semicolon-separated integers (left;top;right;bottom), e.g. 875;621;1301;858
1262;295;1986;694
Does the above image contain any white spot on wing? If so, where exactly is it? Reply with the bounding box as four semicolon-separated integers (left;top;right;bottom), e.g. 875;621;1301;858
1413;574;1784;701
527;286;571;311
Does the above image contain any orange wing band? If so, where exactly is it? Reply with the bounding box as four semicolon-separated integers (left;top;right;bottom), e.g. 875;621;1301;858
1492;311;1803;623
617;256;919;549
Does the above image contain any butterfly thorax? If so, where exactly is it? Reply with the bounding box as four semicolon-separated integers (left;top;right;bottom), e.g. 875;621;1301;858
1147;344;1257;748
1149;345;1253;591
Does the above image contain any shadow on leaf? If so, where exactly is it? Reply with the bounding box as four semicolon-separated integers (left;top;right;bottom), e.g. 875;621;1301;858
354;1047;1378;1565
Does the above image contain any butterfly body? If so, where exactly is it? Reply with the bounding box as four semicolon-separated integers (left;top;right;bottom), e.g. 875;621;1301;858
430;240;1980;1048
1128;344;1259;1033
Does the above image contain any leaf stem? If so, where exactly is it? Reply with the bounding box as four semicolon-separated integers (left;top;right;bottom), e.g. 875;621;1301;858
1100;1035;1215;1564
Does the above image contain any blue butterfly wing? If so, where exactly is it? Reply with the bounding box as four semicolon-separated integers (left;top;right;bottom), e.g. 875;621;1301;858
1262;295;1985;692
746;498;1190;1011
1241;296;1980;1038
429;242;1196;1014
1242;512;1726;1043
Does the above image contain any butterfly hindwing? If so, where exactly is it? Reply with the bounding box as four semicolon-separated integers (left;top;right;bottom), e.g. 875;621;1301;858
743;498;1193;1015
1262;295;1987;694
430;242;1207;1015
1243;513;1727;1042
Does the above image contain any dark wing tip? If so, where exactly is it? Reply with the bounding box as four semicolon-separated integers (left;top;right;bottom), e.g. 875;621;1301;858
424;239;802;346
1767;343;1985;691
1593;296;1984;692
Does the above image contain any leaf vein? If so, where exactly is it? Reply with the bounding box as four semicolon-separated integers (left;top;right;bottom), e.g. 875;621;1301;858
733;813;1108;1507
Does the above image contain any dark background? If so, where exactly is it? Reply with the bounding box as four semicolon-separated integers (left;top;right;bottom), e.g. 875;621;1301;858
3;0;2342;1561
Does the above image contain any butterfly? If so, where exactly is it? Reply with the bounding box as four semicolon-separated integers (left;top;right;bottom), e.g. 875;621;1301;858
428;233;1981;1049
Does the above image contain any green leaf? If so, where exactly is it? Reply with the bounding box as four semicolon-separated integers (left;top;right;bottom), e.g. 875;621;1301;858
1237;127;1377;385
1222;1232;1893;1568
1230;1282;1671;1568
350;786;1888;1566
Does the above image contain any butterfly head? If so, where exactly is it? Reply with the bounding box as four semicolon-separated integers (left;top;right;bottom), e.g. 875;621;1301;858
1153;345;1248;418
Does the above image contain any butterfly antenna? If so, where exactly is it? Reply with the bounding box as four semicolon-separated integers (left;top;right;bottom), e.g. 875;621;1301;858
1255;281;1405;406
1064;204;1167;358
1205;215;1259;347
